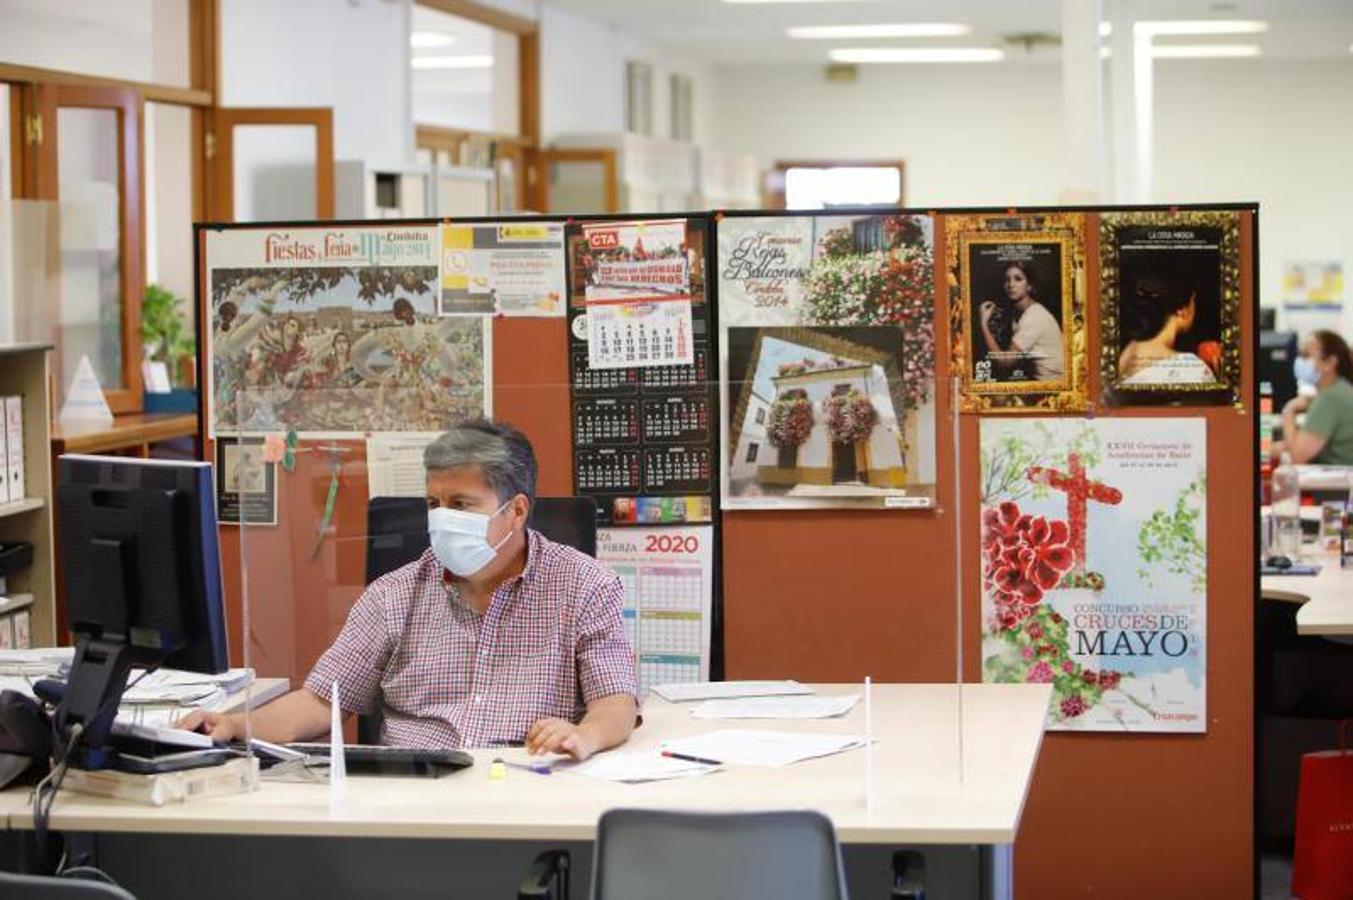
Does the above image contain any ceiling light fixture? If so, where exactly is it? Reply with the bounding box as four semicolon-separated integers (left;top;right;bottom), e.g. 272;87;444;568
1137;19;1268;36
828;47;1005;63
1150;43;1261;58
788;23;971;39
410;55;495;69
410;31;455;48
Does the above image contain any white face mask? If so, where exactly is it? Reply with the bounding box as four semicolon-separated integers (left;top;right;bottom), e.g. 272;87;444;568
428;499;513;577
1294;355;1319;387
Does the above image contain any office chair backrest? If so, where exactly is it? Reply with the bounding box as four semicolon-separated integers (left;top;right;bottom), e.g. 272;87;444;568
0;871;138;899
590;808;849;900
365;495;599;584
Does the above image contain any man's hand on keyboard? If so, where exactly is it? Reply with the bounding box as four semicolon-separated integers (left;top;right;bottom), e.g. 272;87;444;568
174;709;244;743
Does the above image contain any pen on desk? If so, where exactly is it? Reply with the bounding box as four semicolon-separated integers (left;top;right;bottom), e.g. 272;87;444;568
493;757;553;775
661;751;721;766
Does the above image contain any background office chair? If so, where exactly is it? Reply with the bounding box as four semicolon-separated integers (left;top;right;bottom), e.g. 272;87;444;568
0;871;137;899
358;495;598;743
584;808;849;900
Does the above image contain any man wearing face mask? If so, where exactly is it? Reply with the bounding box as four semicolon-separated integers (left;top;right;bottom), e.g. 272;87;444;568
181;421;638;759
1281;329;1353;465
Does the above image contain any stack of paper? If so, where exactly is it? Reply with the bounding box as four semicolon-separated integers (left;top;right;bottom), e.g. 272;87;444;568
691;694;860;720
0;646;73;677
660;730;867;767
564;750;718;783
650;680;813;702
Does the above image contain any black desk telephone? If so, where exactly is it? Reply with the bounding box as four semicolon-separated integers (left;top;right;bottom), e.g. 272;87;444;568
0;689;52;789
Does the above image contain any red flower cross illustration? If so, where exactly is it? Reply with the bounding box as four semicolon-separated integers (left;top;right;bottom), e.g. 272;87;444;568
1025;453;1122;578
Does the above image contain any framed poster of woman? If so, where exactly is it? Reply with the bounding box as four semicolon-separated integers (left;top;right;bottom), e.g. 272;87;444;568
947;212;1088;412
1099;210;1242;405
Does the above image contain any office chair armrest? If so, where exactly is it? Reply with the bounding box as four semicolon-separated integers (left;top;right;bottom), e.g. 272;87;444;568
517;849;570;900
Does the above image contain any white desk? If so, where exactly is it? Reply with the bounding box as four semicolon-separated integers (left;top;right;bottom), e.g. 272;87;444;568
0;683;1050;899
1262;550;1353;636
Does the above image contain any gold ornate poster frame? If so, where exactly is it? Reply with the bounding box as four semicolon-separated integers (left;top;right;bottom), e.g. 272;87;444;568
1098;210;1242;406
946;213;1089;413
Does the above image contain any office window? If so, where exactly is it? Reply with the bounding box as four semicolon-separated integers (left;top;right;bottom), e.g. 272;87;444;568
745;442;759;463
625;61;653;136
670;73;693;141
754;407;766;425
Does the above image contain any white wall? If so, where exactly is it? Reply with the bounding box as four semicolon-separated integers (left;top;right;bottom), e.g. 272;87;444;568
540;4;713;144
220;0;412;219
711;57;1353;331
1153;59;1353;328
711;63;1065;208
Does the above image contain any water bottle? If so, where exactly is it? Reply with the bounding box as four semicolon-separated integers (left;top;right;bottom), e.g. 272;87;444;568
1270;452;1301;560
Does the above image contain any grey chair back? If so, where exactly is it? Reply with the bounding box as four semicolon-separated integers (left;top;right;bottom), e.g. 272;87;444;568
0;871;137;899
590;808;849;900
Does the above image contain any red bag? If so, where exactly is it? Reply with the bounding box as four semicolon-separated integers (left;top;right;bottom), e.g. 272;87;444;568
1293;720;1353;899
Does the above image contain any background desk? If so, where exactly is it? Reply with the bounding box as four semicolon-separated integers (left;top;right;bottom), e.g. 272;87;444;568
0;683;1049;900
51;413;199;458
1261;550;1353;636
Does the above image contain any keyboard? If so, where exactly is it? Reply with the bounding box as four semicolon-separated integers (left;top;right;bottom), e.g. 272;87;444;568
284;743;474;777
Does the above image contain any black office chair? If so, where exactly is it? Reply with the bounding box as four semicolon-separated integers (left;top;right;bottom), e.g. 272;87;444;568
357;495;598;743
0;871;137;899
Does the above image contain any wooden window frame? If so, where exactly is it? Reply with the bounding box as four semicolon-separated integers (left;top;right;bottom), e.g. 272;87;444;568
3;0;220;414
766;159;908;210
413;0;542;209
206;107;335;221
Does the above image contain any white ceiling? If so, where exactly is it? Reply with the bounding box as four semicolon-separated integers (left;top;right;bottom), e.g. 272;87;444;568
541;0;1353;65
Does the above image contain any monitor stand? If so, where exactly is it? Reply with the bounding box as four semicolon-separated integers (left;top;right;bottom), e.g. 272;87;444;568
53;637;136;771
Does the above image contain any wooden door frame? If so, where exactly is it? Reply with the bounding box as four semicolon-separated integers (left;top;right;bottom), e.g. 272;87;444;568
533;147;619;214
207;107;335;221
766;159;908;210
30;84;147;413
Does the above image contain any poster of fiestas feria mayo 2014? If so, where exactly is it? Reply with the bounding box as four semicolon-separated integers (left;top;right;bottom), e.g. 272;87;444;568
979;417;1207;733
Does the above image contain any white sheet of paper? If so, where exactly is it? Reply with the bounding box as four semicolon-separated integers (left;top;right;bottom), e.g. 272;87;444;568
564;750;717;783
660;730;868;767
690;694;860;720
367;432;441;499
650;680;813;703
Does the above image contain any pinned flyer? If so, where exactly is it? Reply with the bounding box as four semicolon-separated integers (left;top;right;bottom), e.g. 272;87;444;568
578;220;695;370
58;355;113;425
329;680;346;816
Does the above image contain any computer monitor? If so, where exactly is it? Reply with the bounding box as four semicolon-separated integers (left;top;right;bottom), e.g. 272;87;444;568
53;455;228;760
1259;330;1299;411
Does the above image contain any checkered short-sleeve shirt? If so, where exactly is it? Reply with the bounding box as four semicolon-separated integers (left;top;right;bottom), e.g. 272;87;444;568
304;529;638;749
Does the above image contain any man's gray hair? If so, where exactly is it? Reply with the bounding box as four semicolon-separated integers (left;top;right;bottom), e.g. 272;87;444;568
423;419;537;505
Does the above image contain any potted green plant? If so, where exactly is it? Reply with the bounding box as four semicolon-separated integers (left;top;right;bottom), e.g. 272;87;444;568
141;283;198;412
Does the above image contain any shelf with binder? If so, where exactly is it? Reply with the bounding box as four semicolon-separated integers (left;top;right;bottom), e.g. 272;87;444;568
0;344;55;648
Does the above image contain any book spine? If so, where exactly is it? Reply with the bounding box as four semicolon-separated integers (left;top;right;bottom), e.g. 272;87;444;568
4;396;22;501
0;396;9;504
13;610;30;650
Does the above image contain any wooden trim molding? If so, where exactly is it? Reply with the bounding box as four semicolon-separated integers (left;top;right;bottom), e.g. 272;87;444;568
416;0;536;35
209;107;335;220
46;84;146;412
0;63;211;107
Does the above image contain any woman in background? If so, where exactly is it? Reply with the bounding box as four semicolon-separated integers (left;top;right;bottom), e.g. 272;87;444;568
1281;329;1353;465
1118;269;1217;385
